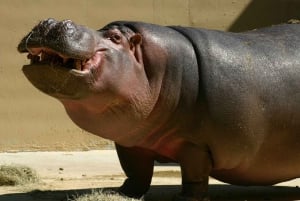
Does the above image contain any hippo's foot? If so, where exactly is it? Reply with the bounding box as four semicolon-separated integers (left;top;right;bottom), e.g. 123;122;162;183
173;194;210;201
117;178;149;199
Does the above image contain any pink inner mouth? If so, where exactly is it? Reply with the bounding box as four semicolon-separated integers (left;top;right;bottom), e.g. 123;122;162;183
26;47;102;72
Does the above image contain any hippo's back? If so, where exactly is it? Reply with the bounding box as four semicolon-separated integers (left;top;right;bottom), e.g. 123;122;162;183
170;24;300;130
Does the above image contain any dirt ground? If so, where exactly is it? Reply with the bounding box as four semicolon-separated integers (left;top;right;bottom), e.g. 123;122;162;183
0;150;300;201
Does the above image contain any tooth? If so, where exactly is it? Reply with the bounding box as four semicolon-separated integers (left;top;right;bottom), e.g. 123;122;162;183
28;54;40;64
41;52;45;61
75;60;82;70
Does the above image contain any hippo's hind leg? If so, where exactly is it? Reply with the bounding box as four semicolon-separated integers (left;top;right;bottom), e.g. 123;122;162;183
115;143;154;199
175;142;212;201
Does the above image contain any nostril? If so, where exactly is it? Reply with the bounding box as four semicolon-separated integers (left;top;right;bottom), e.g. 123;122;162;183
62;19;73;25
39;18;57;28
60;20;76;36
64;20;75;30
44;18;56;25
36;18;57;35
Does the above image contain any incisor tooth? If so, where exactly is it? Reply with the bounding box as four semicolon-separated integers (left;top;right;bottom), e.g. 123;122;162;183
75;60;82;71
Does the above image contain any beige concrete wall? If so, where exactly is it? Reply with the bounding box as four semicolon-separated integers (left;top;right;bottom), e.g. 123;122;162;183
0;0;299;152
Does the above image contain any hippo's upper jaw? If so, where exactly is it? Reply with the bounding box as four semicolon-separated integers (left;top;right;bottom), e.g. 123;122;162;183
18;18;104;99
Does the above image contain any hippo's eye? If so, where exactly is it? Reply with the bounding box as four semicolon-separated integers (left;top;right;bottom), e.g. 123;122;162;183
110;34;122;44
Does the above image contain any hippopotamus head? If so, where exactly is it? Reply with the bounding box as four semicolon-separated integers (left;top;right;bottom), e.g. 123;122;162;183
18;19;157;141
18;19;146;98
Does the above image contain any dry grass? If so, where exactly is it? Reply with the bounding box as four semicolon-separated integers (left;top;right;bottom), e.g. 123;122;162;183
69;171;180;201
0;165;39;186
69;190;141;201
288;19;300;24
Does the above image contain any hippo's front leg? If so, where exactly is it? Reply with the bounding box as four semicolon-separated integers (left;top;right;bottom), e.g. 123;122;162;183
115;144;154;199
175;143;212;201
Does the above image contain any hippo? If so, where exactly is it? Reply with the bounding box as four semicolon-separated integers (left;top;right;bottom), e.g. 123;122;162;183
18;18;300;201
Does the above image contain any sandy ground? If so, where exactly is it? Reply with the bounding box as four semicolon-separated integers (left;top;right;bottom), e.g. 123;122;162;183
0;150;300;201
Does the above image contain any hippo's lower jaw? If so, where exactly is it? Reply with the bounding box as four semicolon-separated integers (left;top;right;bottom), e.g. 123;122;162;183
21;47;104;99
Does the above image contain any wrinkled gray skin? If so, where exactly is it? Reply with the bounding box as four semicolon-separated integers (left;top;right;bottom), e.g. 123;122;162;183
18;19;300;201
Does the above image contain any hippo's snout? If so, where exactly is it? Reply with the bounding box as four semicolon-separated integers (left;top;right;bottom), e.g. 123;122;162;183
17;18;106;99
18;18;75;52
18;18;98;59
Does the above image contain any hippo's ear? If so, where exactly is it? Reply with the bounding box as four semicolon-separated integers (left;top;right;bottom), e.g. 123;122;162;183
129;34;143;64
129;34;142;47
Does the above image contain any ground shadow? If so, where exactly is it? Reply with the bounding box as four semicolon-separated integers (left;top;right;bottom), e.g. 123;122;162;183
229;0;300;32
0;185;300;201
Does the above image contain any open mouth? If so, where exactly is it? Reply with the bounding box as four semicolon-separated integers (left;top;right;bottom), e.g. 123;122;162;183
21;47;100;99
17;18;103;99
25;47;101;73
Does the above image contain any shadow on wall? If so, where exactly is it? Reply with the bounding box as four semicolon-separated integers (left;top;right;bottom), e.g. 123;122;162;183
229;0;300;32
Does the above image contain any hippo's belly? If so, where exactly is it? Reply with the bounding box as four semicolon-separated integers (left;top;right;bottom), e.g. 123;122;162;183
209;127;300;185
